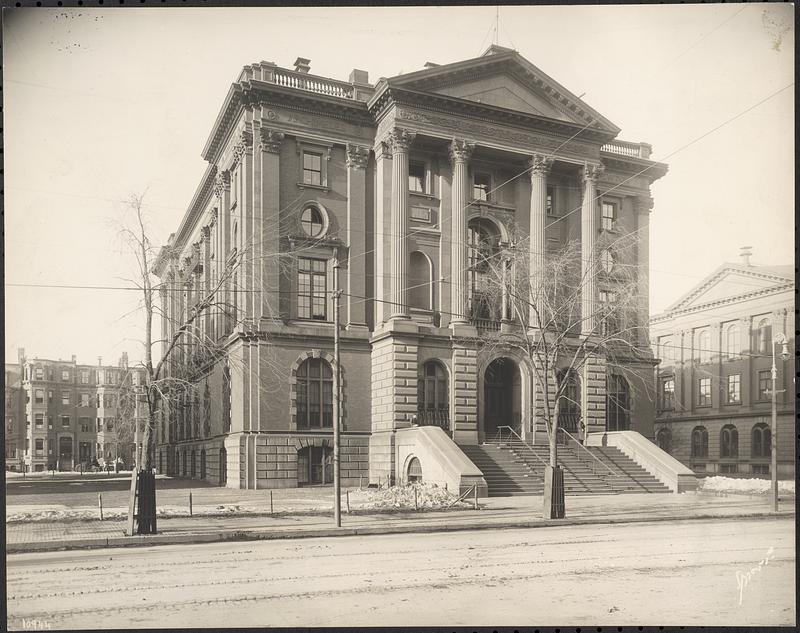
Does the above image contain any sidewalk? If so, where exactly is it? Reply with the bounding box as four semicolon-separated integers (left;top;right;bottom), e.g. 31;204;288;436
6;492;794;553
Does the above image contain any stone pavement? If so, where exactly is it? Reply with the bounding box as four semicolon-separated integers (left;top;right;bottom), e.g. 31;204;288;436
6;491;794;553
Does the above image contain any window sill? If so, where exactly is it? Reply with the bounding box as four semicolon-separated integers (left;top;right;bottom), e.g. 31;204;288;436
470;199;515;214
296;182;330;193
410;191;438;201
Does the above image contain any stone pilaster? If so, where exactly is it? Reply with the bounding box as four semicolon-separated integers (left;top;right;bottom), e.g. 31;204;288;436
531;355;557;441
580;163;604;335
201;226;212;343
528;154;554;323
710;322;722;410
740;317;753;407
374;141;393;325
451;341;478;443
258;127;284;322
674;329;686;411
634;195;653;346
449;139;475;324
213;170;231;337
235;130;255;327
369;326;419;485
388;128;415;320
581;353;607;435
346;143;370;329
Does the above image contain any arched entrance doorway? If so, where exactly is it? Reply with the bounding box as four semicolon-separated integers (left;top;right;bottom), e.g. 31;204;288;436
483;358;521;439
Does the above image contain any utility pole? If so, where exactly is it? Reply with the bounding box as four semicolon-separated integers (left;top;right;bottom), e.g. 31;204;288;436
333;257;342;527
769;332;789;512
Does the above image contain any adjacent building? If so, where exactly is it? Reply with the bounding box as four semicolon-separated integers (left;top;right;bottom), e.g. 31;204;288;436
651;248;794;477
6;349;146;472
154;46;667;488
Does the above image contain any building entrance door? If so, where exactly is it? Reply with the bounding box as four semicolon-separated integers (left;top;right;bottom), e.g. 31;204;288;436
298;446;333;485
484;358;521;439
58;436;73;471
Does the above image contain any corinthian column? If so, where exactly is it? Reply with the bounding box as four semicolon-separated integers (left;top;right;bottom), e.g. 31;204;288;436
449;139;474;324
528;154;553;325
581;162;604;334
388;128;415;319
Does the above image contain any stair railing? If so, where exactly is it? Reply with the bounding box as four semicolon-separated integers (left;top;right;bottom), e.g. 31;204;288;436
493;425;549;470
557;427;621;479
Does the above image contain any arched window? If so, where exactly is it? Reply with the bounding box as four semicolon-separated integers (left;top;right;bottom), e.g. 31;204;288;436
697;330;711;363
300;204;326;238
468;218;502;321
219;447;227;486
296;358;333;428
751;423;771;458
200;449;206;480
409;251;433;311
606;374;630;432
660;339;674;363
725;324;740;359
720;424;738;458
691;426;708;458
407;457;423;483
757;318;772;355
417;361;449;430
656;428;672;454
557;369;581;433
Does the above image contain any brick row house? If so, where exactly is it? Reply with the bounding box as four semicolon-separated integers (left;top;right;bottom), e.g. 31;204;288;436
651;249;794;478
154;46;667;489
6;349;146;472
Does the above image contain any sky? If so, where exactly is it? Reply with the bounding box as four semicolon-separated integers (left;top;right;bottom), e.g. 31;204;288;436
3;4;794;365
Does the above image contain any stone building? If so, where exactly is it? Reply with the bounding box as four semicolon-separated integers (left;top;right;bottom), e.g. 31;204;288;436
10;349;146;472
5;359;26;471
154;46;667;489
650;249;794;477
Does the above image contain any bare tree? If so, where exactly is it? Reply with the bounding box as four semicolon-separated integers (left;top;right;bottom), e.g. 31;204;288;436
471;224;654;517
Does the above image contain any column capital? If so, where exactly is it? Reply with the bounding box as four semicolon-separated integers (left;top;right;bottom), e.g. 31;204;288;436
448;139;475;165
581;162;605;184
213;170;231;198
232;130;253;163
201;225;211;241
528;153;554;178
634;194;654;214
387;128;416;153
346;143;370;169
258;128;284;154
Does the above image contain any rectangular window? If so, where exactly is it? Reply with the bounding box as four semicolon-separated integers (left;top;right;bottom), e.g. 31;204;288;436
546;185;555;215
720;463;738;474
35;439;43;455
80;370;89;384
298;258;328;320
6;417;13;432
35;367;43;380
599;290;618;335
61;416;70;428
61;391;70;405
660;377;675;410
80;418;90;433
47;439;53;454
103;394;116;408
726;374;741;404
410;206;432;222
81;393;90;407
106;419;114;431
302;151;322;186
107;372;115;385
48;416;53;429
35;413;43;428
473;172;491;201
697;377;711;407
61;370;70;382
757;370;771;400
752;463;770;475
48;390;53;402
408;161;425;193
35;389;44;404
601;201;617;230
97;419;103;432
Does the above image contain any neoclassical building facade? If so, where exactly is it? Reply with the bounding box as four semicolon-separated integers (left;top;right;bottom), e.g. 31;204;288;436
154;46;667;488
651;250;794;478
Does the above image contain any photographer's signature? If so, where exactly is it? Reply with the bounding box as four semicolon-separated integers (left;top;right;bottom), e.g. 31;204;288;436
736;546;775;606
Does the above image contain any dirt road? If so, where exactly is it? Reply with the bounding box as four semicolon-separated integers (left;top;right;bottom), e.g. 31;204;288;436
7;516;794;628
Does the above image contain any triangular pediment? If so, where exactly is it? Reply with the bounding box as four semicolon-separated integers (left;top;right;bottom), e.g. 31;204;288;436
666;265;794;313
384;48;620;135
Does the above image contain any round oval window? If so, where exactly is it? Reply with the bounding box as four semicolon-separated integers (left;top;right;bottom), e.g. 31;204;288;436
301;205;325;238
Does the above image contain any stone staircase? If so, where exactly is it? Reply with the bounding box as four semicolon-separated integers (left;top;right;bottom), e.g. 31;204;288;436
459;440;671;497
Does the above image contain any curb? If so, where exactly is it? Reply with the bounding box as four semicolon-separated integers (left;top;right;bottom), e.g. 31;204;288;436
7;509;794;554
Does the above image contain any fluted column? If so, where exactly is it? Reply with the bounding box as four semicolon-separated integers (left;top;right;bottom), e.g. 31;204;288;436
580;162;604;335
258;127;284;321
528;154;554;325
388;128;415;319
449;139;474;324
213;171;231;337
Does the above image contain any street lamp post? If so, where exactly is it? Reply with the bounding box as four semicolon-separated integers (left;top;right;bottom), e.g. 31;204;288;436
769;332;789;512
